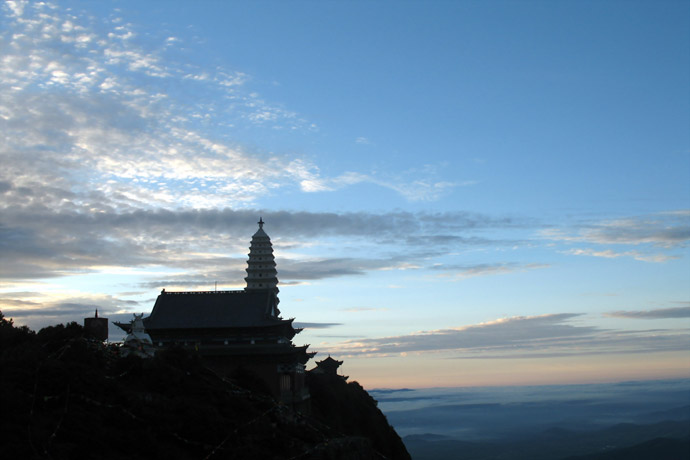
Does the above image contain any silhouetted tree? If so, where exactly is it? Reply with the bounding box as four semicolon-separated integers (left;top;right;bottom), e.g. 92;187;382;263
0;310;34;349
0;313;410;459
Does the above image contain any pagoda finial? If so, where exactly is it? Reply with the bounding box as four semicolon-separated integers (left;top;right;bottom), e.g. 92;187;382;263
258;217;264;229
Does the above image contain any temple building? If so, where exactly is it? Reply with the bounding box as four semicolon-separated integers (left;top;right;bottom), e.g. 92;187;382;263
116;219;314;407
310;356;348;381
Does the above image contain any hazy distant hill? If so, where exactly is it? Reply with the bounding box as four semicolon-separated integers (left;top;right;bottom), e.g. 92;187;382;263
403;421;690;460
563;435;690;460
0;313;410;459
372;379;690;460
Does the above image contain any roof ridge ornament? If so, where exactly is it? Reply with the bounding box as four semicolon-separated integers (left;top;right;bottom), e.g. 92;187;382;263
258;217;264;229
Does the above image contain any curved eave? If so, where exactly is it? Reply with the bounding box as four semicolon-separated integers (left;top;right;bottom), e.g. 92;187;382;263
295;345;316;364
113;321;131;332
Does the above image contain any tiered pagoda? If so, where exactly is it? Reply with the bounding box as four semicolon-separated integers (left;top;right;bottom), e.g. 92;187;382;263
117;219;314;407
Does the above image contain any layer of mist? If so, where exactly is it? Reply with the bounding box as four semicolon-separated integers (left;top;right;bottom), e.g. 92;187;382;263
372;379;690;460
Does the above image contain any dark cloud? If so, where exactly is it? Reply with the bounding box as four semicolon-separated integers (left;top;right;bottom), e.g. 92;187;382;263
1;206;532;283
131;253;412;289
293;322;343;329
5;302;110;318
330;313;589;354
544;212;690;249
2;208;525;241
278;256;410;281
591;223;690;248
0;293;144;331
605;306;690;319
138;279;244;291
454;337;690;359
323;313;690;358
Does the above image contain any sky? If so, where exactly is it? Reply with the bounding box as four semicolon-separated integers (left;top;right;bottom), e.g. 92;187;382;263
1;0;689;389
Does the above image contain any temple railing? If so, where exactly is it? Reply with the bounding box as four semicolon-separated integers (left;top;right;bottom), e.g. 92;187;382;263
162;290;246;295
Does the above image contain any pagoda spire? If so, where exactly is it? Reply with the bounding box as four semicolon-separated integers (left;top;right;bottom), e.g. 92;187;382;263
244;219;280;313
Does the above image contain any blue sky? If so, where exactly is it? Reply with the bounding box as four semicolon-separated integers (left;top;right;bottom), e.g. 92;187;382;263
1;0;688;388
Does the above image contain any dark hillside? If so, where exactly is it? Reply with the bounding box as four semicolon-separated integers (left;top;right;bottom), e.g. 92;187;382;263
308;373;410;460
0;313;410;459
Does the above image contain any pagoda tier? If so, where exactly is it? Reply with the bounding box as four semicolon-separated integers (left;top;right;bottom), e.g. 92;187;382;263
244;218;279;307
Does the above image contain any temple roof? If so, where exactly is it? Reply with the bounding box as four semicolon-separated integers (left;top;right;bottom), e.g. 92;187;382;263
317;356;343;366
142;289;289;330
310;355;346;379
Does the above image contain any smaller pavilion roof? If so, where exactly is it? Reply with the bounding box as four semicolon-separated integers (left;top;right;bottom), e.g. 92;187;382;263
317;356;343;366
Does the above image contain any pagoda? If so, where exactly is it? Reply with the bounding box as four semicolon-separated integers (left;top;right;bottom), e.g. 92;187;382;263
83;309;108;341
116;219;314;406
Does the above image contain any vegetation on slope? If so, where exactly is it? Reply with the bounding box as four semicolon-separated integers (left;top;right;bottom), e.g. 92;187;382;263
0;312;410;460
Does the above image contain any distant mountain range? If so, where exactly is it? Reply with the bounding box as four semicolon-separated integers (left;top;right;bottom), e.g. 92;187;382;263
404;421;690;460
373;379;690;459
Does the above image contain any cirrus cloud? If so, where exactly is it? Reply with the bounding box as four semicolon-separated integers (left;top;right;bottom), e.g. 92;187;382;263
0;0;461;215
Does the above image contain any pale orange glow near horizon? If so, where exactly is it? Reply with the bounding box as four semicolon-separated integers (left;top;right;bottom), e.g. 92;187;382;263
338;351;690;389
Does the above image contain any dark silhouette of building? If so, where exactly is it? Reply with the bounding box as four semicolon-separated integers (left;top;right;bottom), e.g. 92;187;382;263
310;355;348;380
116;219;314;407
83;309;108;341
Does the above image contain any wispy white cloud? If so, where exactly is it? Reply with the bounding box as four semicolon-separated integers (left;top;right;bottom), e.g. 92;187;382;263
0;0;458;219
433;262;549;280
293;167;464;201
381;178;460;202
565;248;677;263
0;1;327;213
5;0;27;17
